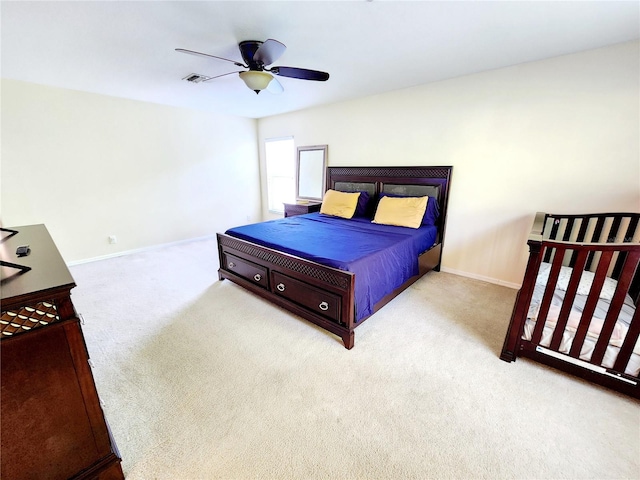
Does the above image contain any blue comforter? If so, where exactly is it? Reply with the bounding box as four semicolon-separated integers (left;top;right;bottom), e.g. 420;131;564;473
226;213;438;320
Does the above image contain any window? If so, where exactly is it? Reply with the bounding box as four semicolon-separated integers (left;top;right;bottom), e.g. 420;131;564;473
265;137;295;213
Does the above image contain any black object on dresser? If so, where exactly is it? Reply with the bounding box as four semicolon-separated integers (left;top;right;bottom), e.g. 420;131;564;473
1;224;124;480
283;201;322;217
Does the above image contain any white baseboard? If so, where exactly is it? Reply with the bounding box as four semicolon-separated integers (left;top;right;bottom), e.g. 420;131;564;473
68;239;521;291
66;234;217;267
440;266;521;290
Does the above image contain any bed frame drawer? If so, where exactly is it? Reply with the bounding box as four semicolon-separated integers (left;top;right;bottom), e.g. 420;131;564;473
222;252;268;289
272;271;341;322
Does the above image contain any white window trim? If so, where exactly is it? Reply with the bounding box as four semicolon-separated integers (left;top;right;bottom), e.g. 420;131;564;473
265;136;295;214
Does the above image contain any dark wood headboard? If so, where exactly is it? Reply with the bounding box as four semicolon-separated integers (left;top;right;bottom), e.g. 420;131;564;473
326;166;453;242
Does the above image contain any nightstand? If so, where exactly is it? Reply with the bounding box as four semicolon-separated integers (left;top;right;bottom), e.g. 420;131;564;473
283;202;322;217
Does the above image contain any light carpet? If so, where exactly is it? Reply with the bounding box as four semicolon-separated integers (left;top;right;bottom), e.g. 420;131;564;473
69;238;640;479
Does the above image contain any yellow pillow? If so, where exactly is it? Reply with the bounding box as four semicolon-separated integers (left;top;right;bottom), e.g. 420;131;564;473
372;196;429;229
320;190;360;219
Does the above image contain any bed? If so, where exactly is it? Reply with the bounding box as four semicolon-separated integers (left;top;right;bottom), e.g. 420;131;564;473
217;166;453;349
501;212;640;398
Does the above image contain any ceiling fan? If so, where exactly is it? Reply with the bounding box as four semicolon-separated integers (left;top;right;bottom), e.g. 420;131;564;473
176;39;330;94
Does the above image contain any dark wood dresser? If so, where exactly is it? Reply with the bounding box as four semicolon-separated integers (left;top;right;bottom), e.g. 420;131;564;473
1;225;124;480
283;201;322;217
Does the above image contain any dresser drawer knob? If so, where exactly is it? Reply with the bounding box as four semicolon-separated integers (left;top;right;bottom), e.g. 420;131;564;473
228;261;236;269
254;273;262;282
319;301;329;311
276;283;286;292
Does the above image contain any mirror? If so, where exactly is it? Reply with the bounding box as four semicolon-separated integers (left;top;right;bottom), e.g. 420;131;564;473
296;145;327;201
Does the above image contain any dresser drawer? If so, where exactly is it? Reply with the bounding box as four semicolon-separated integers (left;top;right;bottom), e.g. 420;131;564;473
271;271;341;322
223;253;268;289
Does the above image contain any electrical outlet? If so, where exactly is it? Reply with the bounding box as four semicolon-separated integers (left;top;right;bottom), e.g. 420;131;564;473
108;235;117;244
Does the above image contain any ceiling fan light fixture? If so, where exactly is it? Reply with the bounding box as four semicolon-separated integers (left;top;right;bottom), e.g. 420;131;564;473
239;71;273;94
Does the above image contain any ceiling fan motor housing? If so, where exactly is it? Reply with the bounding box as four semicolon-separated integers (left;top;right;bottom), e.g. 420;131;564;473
239;41;264;69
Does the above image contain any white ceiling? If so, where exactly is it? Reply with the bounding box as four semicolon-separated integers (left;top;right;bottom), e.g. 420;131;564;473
2;1;638;119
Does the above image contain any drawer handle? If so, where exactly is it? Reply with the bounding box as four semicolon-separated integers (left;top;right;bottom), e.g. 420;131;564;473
276;283;286;292
254;273;262;282
319;301;329;311
228;261;236;269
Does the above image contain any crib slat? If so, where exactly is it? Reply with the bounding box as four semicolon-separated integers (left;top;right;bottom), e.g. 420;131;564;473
549;250;588;351
548;217;561;240
591;217;606;243
612;252;628;282
613;306;640;374
612;217;640;280
570;217;590;267
562;218;575;241
531;247;564;345
585;217;606;271
561;218;575;267
590;251;640;365
625;216;639;242
543;217;561;263
569;251;613;358
608;216;622;243
574;216;590;243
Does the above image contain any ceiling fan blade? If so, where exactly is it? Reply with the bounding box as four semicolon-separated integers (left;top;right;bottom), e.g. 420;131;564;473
267;76;284;94
176;48;245;68
202;71;245;82
270;66;329;81
253;39;286;66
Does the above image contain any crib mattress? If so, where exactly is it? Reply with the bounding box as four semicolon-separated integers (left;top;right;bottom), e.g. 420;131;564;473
523;319;640;377
523;265;639;377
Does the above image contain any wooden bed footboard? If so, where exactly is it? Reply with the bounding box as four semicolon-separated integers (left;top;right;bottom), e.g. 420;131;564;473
217;233;358;348
501;212;640;398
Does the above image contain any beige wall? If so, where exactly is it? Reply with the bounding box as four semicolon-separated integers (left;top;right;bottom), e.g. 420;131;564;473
258;41;640;287
1;79;261;263
3;41;638;284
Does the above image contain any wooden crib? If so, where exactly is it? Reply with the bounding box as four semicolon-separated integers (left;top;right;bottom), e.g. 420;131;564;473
501;212;640;398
